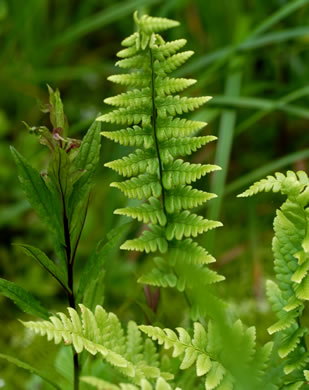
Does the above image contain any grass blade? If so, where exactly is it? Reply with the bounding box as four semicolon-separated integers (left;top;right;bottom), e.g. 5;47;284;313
206;63;242;253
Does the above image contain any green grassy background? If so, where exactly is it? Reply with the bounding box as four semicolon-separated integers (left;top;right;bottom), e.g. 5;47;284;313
1;0;309;388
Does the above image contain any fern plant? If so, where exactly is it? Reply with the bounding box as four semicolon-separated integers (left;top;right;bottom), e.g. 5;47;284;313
98;11;224;319
239;170;309;388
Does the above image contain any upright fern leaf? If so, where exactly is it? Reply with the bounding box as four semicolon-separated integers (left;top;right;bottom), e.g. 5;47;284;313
98;11;223;306
239;170;309;385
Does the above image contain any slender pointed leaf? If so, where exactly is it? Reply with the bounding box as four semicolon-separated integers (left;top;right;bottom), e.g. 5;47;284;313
0;278;49;319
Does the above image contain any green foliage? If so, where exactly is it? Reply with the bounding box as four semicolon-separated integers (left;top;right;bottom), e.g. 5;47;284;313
98;11;224;307
22;304;171;386
81;376;181;390
0;353;61;389
0;278;49;319
140;319;274;390
239;171;309;387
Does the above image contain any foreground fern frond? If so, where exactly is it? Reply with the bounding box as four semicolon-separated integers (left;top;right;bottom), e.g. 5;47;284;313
140;320;274;390
98;11;223;308
22;304;172;385
81;376;181;390
239;170;309;386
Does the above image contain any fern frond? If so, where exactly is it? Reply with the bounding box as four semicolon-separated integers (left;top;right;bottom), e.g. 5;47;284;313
115;197;167;226
138;257;177;288
166;211;222;240
111;174;161;200
104;88;151;108
169;239;216;265
156;96;211;117
105;149;157;177
165;186;216;213
97;107;151;126
108;74;150;88
160;136;216;159
154;51;194;75
100;12;224;334
157;117;207;141
22;305;135;377
155;77;196;96
121;32;139;47
116;55;150;70
121;225;168;254
135;13;180;34
152;39;187;58
82;376;181;390
162;160;220;189
116;46;138;58
22;304;174;384
139;323;231;390
242;170;309;379
101;126;153;148
238;170;309;198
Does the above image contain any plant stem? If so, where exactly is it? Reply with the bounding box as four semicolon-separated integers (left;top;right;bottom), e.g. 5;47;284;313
58;160;80;390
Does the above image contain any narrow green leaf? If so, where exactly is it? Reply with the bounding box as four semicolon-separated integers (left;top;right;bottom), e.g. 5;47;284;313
15;244;69;293
0;278;49;319
0;353;61;389
10;146;62;235
47;85;67;135
68;121;102;249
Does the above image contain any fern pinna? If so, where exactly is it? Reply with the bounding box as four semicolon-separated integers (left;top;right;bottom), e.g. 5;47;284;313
97;12;224;316
239;171;309;388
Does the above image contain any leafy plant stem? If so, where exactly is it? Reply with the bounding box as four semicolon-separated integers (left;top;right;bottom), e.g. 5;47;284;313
58;160;80;390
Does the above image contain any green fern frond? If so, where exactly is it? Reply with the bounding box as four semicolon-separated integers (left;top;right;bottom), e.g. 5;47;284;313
152;39;187;58
238;170;309;199
116;55;149;70
108;74;150;88
115;197;167;226
166;211;222;240
154;51;194;75
155;77;196;96
156;96;211;117
101;126;153;148
138;257;177;288
135;12;180;34
105;149;157;177
22;305;135;377
162;160;220;189
22;304;174;384
160;136;216;159
165;186;216;213
97;108;151;126
82;376;181;390
139;323;231;390
156;117;207;141
242;170;309;379
99;11;224;319
104;88;152;108
169;239;216;265
111;174;161;200
121;226;168;254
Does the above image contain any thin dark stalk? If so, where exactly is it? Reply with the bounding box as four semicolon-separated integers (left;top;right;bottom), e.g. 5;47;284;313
149;48;167;218
58;155;80;390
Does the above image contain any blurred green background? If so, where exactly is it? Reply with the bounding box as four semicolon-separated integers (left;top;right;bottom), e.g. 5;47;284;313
1;0;309;388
